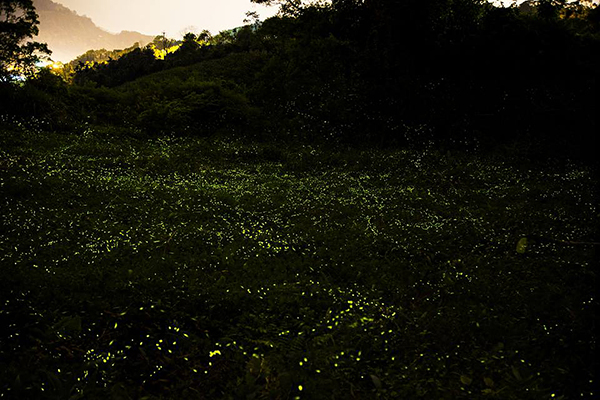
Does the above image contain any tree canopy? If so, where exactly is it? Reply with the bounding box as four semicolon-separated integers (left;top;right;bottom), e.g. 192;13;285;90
0;0;50;81
2;0;598;162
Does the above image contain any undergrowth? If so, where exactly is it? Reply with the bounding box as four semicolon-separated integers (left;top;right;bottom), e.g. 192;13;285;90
0;126;597;399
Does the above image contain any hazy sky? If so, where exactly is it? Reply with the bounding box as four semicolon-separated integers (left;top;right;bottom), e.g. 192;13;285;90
54;0;279;38
52;0;600;39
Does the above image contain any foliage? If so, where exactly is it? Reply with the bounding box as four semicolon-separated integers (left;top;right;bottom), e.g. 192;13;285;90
73;47;161;87
244;0;598;158
0;67;76;130
0;1;598;398
1;0;597;163
135;80;258;137
54;42;145;83
0;126;597;399
151;33;178;51
0;0;51;81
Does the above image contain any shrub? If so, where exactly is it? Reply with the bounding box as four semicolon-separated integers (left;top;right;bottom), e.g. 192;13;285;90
136;81;258;136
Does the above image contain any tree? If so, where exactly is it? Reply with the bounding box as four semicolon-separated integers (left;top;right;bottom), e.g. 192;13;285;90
197;29;212;43
0;0;50;81
168;32;200;61
251;0;312;17
73;47;159;87
152;33;177;51
182;32;198;44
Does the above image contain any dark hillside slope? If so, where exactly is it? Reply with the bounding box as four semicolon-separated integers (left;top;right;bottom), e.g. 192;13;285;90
69;52;270;136
10;0;599;164
118;51;268;92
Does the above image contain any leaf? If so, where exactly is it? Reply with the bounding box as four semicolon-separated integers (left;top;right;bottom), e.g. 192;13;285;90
512;366;522;381
483;377;494;387
278;372;293;391
41;369;62;390
246;357;262;376
516;237;528;254
370;374;382;390
54;315;82;334
13;374;22;390
460;375;472;385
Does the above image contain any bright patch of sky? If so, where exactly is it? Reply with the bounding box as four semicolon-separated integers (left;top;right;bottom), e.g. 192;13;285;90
53;0;279;39
53;0;599;39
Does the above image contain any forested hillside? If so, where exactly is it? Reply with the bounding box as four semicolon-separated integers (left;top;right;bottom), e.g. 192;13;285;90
1;0;598;399
6;0;598;162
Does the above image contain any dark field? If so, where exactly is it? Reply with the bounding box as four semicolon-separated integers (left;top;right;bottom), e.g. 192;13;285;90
0;126;597;399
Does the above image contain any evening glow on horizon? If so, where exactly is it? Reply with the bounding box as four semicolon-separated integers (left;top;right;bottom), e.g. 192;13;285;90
53;0;279;38
53;0;600;39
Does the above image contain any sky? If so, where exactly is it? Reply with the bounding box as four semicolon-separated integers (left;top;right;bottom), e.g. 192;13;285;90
53;0;599;39
54;0;280;39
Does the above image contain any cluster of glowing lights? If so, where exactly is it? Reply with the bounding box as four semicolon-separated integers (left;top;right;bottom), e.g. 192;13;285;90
0;127;597;398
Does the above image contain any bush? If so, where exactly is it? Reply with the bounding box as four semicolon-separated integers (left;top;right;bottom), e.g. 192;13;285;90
136;81;258;136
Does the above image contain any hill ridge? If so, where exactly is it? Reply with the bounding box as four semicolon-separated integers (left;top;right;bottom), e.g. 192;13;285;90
33;0;154;63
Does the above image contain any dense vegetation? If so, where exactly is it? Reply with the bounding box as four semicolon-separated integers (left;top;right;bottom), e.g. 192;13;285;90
0;0;50;81
1;0;598;399
2;0;599;160
1;124;597;399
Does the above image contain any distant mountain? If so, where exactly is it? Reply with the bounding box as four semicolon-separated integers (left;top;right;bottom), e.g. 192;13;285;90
33;0;154;63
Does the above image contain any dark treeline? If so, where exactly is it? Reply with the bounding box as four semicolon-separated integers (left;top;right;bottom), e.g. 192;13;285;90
2;0;599;162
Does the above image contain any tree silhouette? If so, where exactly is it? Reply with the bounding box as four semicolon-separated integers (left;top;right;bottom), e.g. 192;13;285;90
0;0;50;81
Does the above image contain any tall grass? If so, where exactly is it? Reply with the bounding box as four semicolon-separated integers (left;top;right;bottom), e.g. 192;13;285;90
0;126;597;399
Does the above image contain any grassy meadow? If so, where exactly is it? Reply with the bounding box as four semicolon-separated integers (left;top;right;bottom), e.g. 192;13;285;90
0;123;597;399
